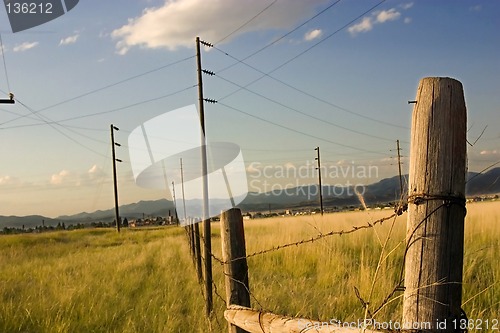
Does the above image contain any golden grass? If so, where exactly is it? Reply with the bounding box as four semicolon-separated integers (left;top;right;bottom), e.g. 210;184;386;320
0;201;498;332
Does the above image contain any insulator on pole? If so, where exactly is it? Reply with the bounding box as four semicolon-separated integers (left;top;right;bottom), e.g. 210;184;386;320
200;40;213;47
202;69;215;76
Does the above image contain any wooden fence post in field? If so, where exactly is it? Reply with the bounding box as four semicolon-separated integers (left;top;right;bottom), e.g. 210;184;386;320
220;208;251;333
403;77;467;332
193;221;203;283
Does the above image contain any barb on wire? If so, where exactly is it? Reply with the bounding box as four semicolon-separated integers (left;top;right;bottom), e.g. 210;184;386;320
220;269;265;311
354;286;374;319
212;213;400;265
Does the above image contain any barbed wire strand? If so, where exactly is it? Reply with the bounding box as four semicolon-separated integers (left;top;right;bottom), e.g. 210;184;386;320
211;212;398;265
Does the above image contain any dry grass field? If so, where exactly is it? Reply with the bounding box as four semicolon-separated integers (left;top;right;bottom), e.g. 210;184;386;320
0;200;498;332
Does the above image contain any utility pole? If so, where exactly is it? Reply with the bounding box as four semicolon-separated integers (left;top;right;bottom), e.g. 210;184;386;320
171;181;179;224
315;147;324;216
180;158;188;223
396;139;403;197
110;124;122;233
196;36;214;316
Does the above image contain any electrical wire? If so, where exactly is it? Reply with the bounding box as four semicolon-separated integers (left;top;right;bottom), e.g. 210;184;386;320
217;0;342;73
0;84;197;130
217;101;391;156
215;0;278;45
1;55;195;126
15;99;109;158
212;0;406;130
214;73;404;143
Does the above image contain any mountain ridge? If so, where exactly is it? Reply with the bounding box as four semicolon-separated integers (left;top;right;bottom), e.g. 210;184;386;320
1;168;499;229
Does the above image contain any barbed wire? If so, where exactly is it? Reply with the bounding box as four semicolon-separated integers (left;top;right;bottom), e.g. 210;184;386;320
184;192;474;329
211;211;400;265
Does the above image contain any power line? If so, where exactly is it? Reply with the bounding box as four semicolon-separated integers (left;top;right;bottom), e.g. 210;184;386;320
214;73;403;143
217;101;390;156
217;0;342;74
1;55;195;126
263;0;387;76
215;45;407;129
212;0;406;130
15;99;109;158
0;84;197;130
215;0;278;45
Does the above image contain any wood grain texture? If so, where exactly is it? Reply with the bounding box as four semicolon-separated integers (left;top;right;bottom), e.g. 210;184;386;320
224;305;383;333
403;77;467;332
221;208;251;333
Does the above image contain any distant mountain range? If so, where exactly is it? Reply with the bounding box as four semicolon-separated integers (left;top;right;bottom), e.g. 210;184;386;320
1;168;499;229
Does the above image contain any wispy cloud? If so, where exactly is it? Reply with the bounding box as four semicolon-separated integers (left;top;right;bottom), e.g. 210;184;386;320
400;2;414;10
348;4;413;36
0;175;21;186
304;29;322;41
49;165;108;187
470;5;482;12
13;41;39;52
111;0;324;54
348;17;373;35
480;150;499;156
50;170;72;185
59;34;79;46
376;8;401;23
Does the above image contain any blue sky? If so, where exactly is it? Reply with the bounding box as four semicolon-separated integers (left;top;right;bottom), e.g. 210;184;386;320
0;0;498;217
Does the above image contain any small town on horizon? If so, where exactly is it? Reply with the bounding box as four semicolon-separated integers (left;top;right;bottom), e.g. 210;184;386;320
2;167;499;234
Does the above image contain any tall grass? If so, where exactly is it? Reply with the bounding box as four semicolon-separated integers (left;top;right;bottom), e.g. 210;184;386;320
0;201;498;332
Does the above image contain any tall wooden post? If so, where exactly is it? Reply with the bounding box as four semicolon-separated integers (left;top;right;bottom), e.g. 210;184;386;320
110;124;121;233
194;221;203;283
196;36;213;316
315;147;324;215
403;77;467;332
220;208;250;333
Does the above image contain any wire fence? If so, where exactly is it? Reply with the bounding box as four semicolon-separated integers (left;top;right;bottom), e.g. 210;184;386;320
182;185;489;333
183;197;415;331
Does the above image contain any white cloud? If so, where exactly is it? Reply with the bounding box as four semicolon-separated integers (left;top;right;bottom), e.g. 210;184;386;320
111;0;324;54
0;175;21;186
400;2;414;10
304;29;322;41
59;34;79;46
470;5;482;12
13;41;39;52
348;5;413;36
480;150;499;155
49;166;108;187
50;170;72;185
376;9;401;23
88;164;105;178
348;17;373;35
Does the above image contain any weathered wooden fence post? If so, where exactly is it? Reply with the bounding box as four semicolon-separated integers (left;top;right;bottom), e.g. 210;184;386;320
403;77;467;332
193;221;203;283
220;208;251;333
